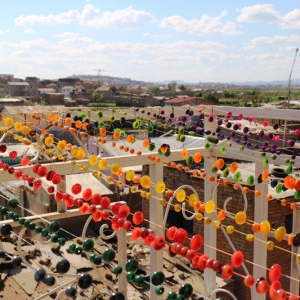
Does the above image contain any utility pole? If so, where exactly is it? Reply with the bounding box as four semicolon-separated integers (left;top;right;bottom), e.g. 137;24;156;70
283;48;299;146
93;69;102;88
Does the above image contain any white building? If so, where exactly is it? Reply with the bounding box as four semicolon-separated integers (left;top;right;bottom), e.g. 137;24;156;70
62;86;75;98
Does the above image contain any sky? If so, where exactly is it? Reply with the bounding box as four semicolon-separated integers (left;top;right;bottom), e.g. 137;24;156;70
1;1;300;84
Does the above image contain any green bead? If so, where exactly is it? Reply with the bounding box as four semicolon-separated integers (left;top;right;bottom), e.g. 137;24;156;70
155;285;164;295
204;142;211;150
285;158;290;163
233;171;242;181
261;152;266;157
12;213;19;222
286;165;293;175
51;234;59;243
164;149;171;157
7;198;19;210
83;239;94;252
211;165;218;173
75;246;83;255
103;248;115;263
41;229;49;238
18;218;25;225
151;271;165;286
271;154;276;160
134;275;144;286
125;259;139;273
93;256;102;265
176;295;185;300
290;160;295;165
35;226;43;234
179;283;193;299
58;238;66;246
7;211;15;219
69;244;76;253
23;220;31;228
0;207;8;215
262;156;268;166
89;254;97;263
126;271;135;282
247;175;255;186
49;221;61;234
276;184;283;194
113;265;123;275
222;167;229;177
294;191;300;200
239;145;244;151
220;146;226;154
167;291;177;300
28;222;36;231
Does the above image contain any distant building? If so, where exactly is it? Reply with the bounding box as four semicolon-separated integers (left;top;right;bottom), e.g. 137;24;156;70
62;86;75;98
0;74;14;81
95;85;113;97
4;82;29;97
57;78;78;93
25;77;39;97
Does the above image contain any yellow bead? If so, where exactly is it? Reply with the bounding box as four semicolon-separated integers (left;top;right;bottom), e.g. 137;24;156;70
140;175;151;189
13;134;19;140
130;186;137;193
214;220;221;229
145;192;152;200
125;170;135;181
174;204;181;212
116;180;123;187
260;220;271;235
107;176;114;183
4;117;13;126
176;189;186;202
275;226;286;242
97;172;103;179
155;181;166;194
235;211;247;225
296;255;300;263
195;212;203;221
205;217;212;225
92;170;98;176
140;191;146;198
78;164;84;170
246;234;255;242
110;163;120;175
98;159;108;170
57;155;63;160
88;154;98;166
266;241;274;250
160;199;167;206
227;225;235;234
188;194;198;207
205;200;215;214
83;166;89;172
71;161;77;166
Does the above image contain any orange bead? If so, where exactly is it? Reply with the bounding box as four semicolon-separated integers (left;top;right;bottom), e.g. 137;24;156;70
252;223;261;233
177;164;183;171
290;203;297;210
209;176;215;182
215;158;225;170
142;139;150;148
184;167;190;173
119;145;124;150
223;180;229;186
80;132;88;138
181;148;188;158
132;176;141;184
193;152;202;163
289;178;297;190
165;189;174;198
281;199;287;206
137;151;142;156
200;172;206;179
192;170;199;176
218;210;227;221
199;203;206;212
171;162;176;168
155;157;161;163
266;194;272;201
255;190;261;197
288;233;294;246
101;138;106;144
261;171;269;182
130;149;135;154
41;129;48;136
233;183;239;190
113;131;121;140
75;120;82;128
81;122;88;130
124;147;129;152
48;113;54;120
126;135;135;143
112;141;116;148
295;180;300;191
65;117;72;125
284;176;292;189
99;127;106;136
243;187;250;193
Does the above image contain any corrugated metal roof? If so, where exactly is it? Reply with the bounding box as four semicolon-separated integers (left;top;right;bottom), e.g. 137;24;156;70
7;82;29;86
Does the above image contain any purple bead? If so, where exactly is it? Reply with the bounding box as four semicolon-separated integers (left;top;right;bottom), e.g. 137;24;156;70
261;146;266;151
273;124;279;130
167;118;172;123
236;139;240;143
135;108;139;112
196;127;204;133
141;110;145;114
293;149;298;155
185;109;190;115
220;135;225;139
208;116;214;122
267;133;273;139
162;116;165;121
272;144;278;149
226;122;232;128
160;110;165;115
243;141;247;145
217;119;223;125
212;132;216;136
243;135;248;141
199;113;204;119
230;132;235;137
233;124;239;130
291;155;296;159
227;137;231;140
216;126;221;133
243;127;249;134
170;113;174;118
247;142;251;147
276;150;281;155
254;144;259;149
258;130;264;137
263;141;269;147
153;113;157;117
205;130;211;135
189;111;194;116
147;112;151;116
287;139;295;147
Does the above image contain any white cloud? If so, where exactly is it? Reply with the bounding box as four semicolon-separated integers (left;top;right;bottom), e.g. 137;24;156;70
237;5;300;29
15;4;156;29
250;35;300;45
0;29;10;35
161;12;241;36
24;29;34;34
52;32;79;39
220;10;228;17
237;4;279;23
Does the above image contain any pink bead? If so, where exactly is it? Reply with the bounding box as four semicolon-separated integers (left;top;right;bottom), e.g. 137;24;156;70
248;116;254;122
295;129;300;136
262;120;269;127
238;114;243;120
227;111;232;117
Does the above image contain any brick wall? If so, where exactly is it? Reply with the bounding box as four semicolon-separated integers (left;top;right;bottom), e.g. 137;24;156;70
142;164;298;300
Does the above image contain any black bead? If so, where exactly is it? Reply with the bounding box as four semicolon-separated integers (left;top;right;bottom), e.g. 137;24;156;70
56;259;70;273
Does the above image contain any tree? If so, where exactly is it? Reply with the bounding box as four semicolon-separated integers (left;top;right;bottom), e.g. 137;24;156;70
194;92;202;98
242;89;262;107
148;86;160;94
110;85;117;95
203;92;218;103
92;91;103;102
179;84;186;93
223;89;236;99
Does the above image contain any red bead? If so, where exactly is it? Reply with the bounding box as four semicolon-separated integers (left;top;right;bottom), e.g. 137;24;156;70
144;232;155;246
141;228;149;239
0;144;7;153
221;264;233;280
37;166;47;177
32;163;41;174
170;242;179;254
153;235;166;251
46;170;55;181
91;193;101;205
64;195;74;207
132;211;144;225
268;264;282;282
190;234;203;251
288;294;298;300
14;170;23;179
3;164;9;171
206;258;214;269
22;174;29;181
8;167;15;174
275;289;287;300
111;215;121;231
231;251;244;268
102;211;110;220
9;150;17;160
55;190;64;202
244;275;255;287
131;227;142;240
89;205;97;214
92;210;103;222
27;176;35;183
192;255;200;268
186;249;196;260
269;281;281;299
166;226;177;241
20;157;30;166
197;254;209;270
82;188;92;201
256;278;269;294
79;203;90;214
117;218;125;228
100;196;111;209
71;183;82;195
168;245;176;257
33;179;43;190
117;205;130;218
173;228;188;244
47;186;55;194
112;202;122;214
52;174;62;184
123;220;132;230
74;198;84;207
180;246;189;256
211;260;222;272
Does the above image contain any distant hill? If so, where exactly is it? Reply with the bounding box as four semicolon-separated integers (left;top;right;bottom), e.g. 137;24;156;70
229;78;300;87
